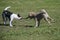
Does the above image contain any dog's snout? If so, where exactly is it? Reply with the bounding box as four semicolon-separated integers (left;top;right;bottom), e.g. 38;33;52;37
20;17;22;18
19;17;23;20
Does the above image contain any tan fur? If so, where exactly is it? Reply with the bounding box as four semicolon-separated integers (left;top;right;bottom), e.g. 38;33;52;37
26;9;54;27
29;12;36;16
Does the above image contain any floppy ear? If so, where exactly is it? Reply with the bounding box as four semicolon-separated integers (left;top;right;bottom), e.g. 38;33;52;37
17;14;21;17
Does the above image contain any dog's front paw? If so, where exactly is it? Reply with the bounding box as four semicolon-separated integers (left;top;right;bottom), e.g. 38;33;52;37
10;25;13;27
34;26;38;28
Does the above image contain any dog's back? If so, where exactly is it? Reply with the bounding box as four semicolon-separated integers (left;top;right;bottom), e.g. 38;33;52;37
3;10;12;17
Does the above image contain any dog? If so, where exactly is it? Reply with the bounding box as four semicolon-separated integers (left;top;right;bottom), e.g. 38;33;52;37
26;9;54;27
2;6;22;27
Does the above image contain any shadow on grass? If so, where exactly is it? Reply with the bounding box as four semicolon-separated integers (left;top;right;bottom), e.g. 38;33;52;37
0;23;9;26
0;23;33;28
17;24;33;28
25;25;33;27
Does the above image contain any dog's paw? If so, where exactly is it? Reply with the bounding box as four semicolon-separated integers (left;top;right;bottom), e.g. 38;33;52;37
34;26;38;28
10;25;13;27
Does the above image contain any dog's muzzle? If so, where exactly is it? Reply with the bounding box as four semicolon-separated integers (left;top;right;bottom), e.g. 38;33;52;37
19;17;22;20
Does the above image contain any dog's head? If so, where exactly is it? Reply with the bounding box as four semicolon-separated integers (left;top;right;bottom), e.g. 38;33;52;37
26;12;36;19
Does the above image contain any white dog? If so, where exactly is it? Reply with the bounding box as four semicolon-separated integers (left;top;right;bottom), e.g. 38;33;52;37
2;6;22;27
26;9;54;27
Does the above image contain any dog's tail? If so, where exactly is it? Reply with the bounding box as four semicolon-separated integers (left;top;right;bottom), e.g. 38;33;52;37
40;9;48;14
4;6;11;10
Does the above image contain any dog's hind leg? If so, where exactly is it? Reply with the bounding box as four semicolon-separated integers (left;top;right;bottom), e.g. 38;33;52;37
44;17;51;25
48;16;54;23
2;14;6;24
38;20;40;27
4;17;8;24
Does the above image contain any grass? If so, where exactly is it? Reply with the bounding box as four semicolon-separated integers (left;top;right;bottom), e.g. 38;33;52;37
0;0;60;40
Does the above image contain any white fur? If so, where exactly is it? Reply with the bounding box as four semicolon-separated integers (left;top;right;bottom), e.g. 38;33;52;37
35;18;38;27
41;9;49;17
4;6;11;10
10;14;22;27
41;9;54;25
3;6;22;27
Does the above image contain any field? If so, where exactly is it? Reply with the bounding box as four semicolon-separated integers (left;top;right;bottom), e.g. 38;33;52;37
0;0;60;40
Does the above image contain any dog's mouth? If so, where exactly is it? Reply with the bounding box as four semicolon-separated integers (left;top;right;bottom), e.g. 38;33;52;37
19;17;22;20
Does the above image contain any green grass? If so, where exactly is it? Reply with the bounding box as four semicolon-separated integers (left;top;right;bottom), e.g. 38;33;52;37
0;0;60;40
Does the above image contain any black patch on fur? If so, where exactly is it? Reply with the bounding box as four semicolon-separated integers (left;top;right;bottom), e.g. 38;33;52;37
26;12;45;27
2;10;13;21
17;14;21;17
36;13;44;20
26;12;44;20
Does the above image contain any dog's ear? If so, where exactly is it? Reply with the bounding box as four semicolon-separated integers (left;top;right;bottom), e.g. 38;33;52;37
17;14;21;17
